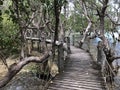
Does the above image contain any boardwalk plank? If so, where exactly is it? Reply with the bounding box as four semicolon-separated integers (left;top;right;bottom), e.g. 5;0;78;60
48;46;106;90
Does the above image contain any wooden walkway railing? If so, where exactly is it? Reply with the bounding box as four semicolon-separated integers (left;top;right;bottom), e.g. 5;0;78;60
70;33;120;90
24;36;71;90
98;47;120;90
25;33;120;90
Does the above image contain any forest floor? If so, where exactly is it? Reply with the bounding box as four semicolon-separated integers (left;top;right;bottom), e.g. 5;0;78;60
0;52;37;78
0;51;45;90
0;55;19;79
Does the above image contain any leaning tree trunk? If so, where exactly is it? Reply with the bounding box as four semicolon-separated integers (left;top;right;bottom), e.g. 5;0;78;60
79;1;92;48
79;22;92;48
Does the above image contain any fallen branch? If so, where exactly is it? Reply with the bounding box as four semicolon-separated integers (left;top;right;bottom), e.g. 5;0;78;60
0;52;51;88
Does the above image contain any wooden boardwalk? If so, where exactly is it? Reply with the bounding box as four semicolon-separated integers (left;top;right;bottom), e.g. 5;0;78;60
48;46;106;90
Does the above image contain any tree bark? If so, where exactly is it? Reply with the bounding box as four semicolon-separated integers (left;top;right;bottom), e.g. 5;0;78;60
52;0;61;61
99;16;109;49
97;41;103;65
79;0;92;48
58;43;64;72
79;22;92;48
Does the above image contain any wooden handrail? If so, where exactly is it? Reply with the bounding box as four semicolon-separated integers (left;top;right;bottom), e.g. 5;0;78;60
68;33;120;90
101;51;120;90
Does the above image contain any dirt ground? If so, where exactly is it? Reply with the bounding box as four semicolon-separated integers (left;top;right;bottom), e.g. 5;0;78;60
0;53;39;79
0;55;44;90
0;56;17;79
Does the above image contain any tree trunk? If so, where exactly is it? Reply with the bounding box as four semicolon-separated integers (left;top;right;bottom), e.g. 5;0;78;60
97;41;103;65
78;1;92;48
99;17;109;49
52;0;61;61
79;22;92;48
58;43;64;72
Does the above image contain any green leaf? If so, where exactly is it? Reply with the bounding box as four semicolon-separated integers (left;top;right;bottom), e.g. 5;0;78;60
0;16;3;21
4;10;9;15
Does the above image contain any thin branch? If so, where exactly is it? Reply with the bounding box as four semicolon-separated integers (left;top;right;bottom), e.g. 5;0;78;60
0;52;8;69
112;56;120;60
98;0;104;4
82;2;91;22
45;21;55;33
106;14;120;26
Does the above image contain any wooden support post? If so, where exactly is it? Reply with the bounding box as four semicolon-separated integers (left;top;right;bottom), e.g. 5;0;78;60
73;35;75;46
66;37;71;54
86;37;90;52
58;43;64;72
97;41;103;65
38;41;41;52
97;41;106;73
31;40;34;51
27;40;32;55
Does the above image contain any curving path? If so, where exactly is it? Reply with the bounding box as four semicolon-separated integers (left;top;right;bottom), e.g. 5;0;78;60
48;46;106;90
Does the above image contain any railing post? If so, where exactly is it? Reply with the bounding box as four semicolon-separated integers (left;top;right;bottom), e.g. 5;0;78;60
97;41;103;65
31;40;34;51
97;41;117;90
72;35;75;46
66;37;71;54
27;40;32;55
